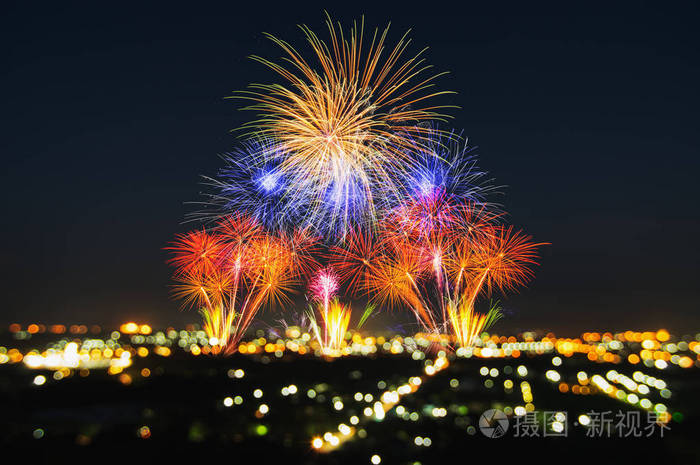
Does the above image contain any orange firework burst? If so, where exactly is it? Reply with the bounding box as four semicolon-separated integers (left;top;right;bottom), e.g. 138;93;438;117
285;228;322;278
235;14;453;235
331;200;545;347
471;226;542;295
167;230;226;277
329;228;379;295
167;215;312;350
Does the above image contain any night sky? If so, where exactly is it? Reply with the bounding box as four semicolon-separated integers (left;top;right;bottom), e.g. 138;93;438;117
2;2;698;333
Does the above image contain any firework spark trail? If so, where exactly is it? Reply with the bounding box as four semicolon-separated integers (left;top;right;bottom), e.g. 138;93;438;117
448;299;502;347
325;301;351;351
309;299;352;353
309;267;340;345
305;264;380;354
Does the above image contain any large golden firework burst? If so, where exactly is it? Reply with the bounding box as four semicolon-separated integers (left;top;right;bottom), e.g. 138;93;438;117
235;14;454;235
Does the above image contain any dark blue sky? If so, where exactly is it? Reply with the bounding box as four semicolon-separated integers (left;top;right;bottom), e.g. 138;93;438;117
2;1;698;333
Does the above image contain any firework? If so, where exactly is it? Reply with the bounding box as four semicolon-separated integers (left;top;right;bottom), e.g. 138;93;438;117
285;228;322;278
167;230;226;277
331;198;544;347
232;15;453;237
306;265;378;355
309;299;352;355
328;227;379;295
448;300;502;347
198;305;235;347
309;267;340;345
396;127;497;207
192;139;299;229
309;267;340;304
172;16;546;347
167;215;311;349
